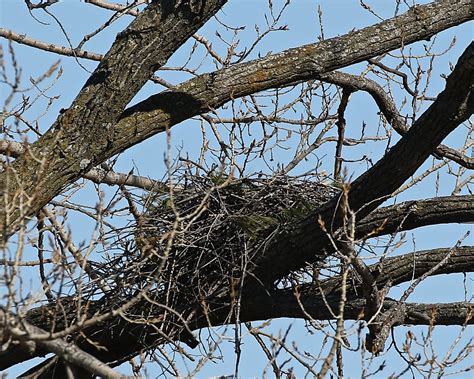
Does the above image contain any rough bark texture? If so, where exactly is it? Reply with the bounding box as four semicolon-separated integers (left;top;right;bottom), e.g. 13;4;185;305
113;0;473;158
243;296;473;328
356;195;474;238
1;0;473;375
1;246;472;370
252;42;473;285
0;0;472;239
0;0;227;239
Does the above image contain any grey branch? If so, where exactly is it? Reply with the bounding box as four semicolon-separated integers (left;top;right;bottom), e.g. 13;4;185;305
317;71;474;169
0;308;126;378
252;42;474;285
0;28;103;61
0;140;165;191
1;0;471;238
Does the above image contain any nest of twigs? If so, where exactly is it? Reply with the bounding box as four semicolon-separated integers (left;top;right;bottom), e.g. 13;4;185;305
118;175;338;301
96;175;338;301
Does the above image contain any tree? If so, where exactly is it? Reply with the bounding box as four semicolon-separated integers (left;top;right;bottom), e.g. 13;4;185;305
0;0;472;377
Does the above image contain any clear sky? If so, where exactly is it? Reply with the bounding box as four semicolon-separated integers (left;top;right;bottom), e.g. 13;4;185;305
1;0;472;377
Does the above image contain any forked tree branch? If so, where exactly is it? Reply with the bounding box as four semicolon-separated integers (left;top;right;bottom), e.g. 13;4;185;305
1;246;472;370
0;0;471;239
251;42;473;285
317;71;474;169
296;246;474;301
0;0;228;238
1;1;472;375
0;308;125;378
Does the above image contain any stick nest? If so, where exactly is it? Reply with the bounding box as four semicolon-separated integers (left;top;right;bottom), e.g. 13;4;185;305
117;175;338;300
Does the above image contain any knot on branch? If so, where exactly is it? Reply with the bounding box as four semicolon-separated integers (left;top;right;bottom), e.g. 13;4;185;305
366;301;407;355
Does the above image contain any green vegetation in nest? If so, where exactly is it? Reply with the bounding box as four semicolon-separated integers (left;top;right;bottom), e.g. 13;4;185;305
235;214;279;239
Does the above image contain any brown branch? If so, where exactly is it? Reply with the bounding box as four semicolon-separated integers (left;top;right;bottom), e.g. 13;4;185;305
377;246;474;286
240;294;473;328
368;58;437;101
343;243;471;354
240;245;474;339
334;88;352;180
85;166;167;192
24;0;59;10
0;2;472;372
1;245;472;371
0;308;125;378
317;70;474;169
1;0;471;240
1;6;222;67
298;246;474;303
84;0;146;17
0;258;54;266
112;0;473;160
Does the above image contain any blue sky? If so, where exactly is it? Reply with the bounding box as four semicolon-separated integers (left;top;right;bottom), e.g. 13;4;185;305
1;0;472;377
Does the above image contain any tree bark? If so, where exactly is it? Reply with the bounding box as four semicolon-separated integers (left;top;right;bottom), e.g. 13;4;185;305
0;0;227;239
1;244;472;370
1;0;471;239
252;42;473;285
356;195;474;239
1;0;472;375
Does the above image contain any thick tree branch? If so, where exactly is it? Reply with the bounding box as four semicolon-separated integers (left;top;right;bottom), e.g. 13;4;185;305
319;246;474;298
240;246;473;354
356;195;474;239
2;245;472;370
252;42;473;285
0;0;227;239
7;298;472;375
241;295;473;328
1;1;472;374
0;0;471;240
111;0;473;157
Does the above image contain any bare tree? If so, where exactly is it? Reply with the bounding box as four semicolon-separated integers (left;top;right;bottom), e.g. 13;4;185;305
0;0;472;377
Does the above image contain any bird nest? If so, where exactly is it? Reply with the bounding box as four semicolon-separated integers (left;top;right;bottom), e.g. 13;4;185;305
91;174;338;312
120;175;335;297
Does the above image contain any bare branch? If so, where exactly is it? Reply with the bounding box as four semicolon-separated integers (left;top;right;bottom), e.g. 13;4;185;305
318;71;474;169
1;0;471;239
0;0;228;238
0;139;167;191
84;0;146;17
0;28;103;61
0;308;126;378
253;43;473;285
356;195;474;239
241;293;473;327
